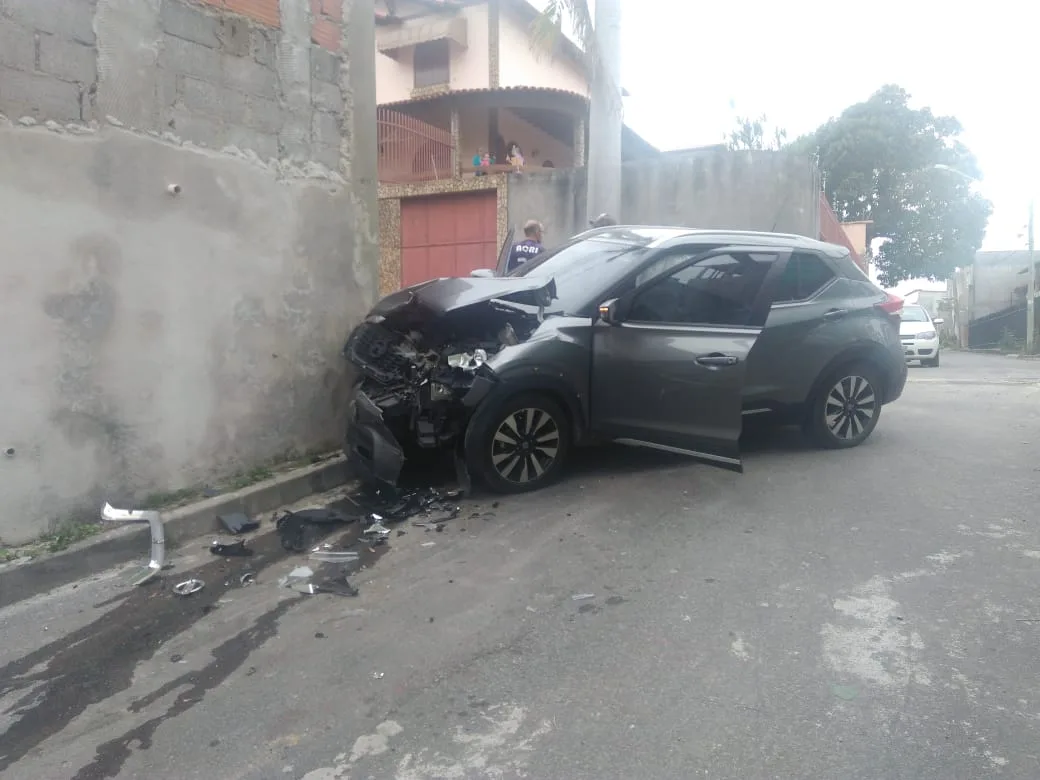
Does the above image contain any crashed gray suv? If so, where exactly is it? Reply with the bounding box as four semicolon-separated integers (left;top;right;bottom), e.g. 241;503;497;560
343;226;908;493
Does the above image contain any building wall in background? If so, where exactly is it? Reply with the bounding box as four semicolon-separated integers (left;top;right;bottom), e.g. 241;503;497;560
0;0;378;544
497;4;587;96
506;150;821;248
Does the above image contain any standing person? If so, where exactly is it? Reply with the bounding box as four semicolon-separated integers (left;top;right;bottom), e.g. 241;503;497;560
506;220;544;273
508;143;525;173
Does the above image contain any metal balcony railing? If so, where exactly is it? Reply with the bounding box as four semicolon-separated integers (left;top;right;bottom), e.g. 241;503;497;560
377;107;453;183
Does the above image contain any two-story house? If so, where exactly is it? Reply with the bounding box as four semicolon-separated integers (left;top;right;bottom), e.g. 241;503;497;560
373;0;658;291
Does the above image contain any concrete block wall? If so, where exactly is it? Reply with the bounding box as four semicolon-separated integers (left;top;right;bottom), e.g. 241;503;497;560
0;0;379;544
0;0;98;122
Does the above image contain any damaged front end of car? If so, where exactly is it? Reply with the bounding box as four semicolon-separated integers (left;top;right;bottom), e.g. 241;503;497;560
342;277;557;486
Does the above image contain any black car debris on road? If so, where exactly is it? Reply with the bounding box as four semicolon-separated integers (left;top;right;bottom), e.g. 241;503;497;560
342;226;908;494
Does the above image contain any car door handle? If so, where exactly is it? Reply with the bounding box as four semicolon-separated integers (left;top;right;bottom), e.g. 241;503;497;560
823;308;848;321
696;353;739;367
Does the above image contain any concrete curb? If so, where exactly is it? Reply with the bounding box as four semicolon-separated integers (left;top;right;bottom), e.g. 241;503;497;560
0;456;353;610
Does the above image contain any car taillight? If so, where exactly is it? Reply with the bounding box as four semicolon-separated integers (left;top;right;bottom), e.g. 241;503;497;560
875;292;903;318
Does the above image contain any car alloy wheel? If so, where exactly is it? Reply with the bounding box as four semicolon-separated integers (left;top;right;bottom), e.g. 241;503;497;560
491;407;561;484
824;375;877;441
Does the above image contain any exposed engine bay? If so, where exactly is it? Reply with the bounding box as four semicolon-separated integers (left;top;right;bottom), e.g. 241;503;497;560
344;299;540;451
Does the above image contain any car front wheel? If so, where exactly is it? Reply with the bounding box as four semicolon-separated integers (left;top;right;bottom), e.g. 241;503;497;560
467;392;572;494
922;350;940;367
805;363;883;449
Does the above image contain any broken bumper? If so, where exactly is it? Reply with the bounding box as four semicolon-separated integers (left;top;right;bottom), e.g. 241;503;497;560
345;389;406;486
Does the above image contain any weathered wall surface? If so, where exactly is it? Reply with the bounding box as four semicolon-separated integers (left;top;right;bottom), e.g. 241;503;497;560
970;250;1032;320
0;0;378;544
505;167;586;249
620;151;820;236
506;150;822;249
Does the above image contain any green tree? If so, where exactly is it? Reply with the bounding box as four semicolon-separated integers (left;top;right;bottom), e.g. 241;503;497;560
791;85;991;287
726;114;787;151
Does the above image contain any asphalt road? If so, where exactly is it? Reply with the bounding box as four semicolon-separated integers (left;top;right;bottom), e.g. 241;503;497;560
2;351;1040;780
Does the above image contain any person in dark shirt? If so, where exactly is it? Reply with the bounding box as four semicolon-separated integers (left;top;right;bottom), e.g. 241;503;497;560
506;220;544;272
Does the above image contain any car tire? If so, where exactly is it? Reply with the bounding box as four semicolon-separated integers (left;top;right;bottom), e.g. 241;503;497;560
805;362;884;450
467;392;572;494
923;351;940;367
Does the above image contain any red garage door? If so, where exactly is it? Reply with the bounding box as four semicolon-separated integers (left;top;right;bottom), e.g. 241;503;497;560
400;191;498;287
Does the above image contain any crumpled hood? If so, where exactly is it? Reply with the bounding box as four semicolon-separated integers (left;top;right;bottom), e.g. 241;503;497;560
369;276;556;323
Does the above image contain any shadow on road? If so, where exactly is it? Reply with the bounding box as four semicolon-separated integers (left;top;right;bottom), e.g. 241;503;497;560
386;416;819;498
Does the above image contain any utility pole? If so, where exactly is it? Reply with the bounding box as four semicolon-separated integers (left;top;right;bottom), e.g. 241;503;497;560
585;0;622;224
1028;200;1036;353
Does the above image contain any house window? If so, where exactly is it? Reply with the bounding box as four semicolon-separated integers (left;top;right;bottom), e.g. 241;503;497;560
414;40;450;88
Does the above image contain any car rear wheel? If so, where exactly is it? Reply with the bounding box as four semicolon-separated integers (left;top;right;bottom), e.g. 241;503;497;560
805;363;883;449
467;392;572;494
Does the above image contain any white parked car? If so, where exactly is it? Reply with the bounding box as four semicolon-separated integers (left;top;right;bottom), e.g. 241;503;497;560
900;304;943;367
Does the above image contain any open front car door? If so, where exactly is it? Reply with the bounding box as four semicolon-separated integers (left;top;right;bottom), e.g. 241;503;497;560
589;246;787;471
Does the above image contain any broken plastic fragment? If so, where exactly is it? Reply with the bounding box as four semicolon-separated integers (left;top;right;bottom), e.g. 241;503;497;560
363;520;390;538
173;579;205;596
210;539;251;557
101;502;165;587
219;512;259;535
447;349;487;371
309;550;361;563
571;593;595;601
240;572;256;586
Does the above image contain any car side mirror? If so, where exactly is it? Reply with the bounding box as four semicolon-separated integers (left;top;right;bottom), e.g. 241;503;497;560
470;268;496;278
598;298;622;325
933;317;945;325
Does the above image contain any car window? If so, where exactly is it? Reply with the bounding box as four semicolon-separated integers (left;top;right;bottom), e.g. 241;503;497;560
772;252;836;303
507;236;649;316
627;252;771;327
634;253;697;287
901;306;930;322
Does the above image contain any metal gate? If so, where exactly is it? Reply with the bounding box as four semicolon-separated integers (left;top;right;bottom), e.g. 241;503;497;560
968;305;1027;348
399;191;498;287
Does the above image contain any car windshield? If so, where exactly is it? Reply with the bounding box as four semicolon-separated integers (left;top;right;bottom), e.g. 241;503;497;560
505;237;648;315
901;306;930;322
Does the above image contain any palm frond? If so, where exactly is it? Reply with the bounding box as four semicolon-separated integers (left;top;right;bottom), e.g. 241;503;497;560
530;0;598;77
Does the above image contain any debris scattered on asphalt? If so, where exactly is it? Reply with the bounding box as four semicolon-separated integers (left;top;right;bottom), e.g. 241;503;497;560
240;572;256;586
219;512;259;535
421;541;437;548
309;548;361;563
315;632;326;639
571;593;595;601
101;502;165;587
313;578;359;597
209;539;251;557
170;654;184;663
372;672;385;680
276;507;354;552
286;566;314;581
362;518;391;541
173;578;205;596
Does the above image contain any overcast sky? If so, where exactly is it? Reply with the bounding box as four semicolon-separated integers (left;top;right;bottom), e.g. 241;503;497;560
572;0;1038;258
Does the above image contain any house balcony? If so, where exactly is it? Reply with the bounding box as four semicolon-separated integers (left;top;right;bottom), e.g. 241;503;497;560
377;87;591;184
